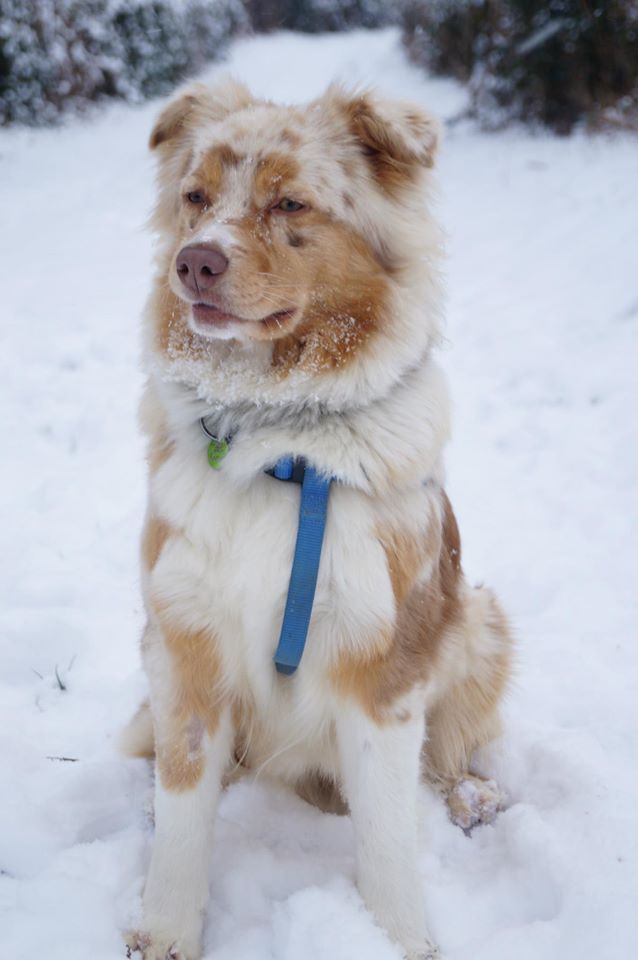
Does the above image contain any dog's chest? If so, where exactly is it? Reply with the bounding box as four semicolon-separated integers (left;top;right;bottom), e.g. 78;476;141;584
150;438;397;750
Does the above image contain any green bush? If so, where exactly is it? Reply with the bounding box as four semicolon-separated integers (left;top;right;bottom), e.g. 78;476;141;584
0;0;401;126
0;0;248;126
401;0;638;133
243;0;393;34
0;0;398;126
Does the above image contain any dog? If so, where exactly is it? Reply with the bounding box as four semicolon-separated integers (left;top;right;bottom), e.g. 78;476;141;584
122;78;512;960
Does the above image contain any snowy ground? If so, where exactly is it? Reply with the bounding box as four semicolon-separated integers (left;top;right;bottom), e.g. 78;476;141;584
2;27;637;960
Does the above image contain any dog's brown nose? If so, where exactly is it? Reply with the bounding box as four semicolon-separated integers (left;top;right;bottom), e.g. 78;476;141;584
176;244;229;296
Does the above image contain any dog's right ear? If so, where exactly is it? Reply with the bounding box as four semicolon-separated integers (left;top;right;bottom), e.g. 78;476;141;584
149;87;203;151
149;79;254;151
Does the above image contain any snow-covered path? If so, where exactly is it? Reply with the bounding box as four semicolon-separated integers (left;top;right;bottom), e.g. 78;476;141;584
1;28;637;960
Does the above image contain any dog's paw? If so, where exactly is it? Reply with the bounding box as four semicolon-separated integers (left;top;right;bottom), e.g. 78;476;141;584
447;775;504;830
125;929;200;960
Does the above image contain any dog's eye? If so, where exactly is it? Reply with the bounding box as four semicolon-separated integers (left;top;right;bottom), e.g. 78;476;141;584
273;198;305;213
186;191;205;205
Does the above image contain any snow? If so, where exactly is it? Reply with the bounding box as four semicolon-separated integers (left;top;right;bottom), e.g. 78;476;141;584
1;26;637;960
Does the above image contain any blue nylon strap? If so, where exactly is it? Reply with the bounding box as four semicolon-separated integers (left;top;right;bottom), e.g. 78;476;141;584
273;456;294;480
272;459;333;675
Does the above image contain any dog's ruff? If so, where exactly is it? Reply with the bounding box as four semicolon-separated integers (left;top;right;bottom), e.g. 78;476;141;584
123;78;513;960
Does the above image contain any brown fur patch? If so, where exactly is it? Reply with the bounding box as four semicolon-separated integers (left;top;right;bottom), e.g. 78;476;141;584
424;594;512;786
280;128;302;147
141;515;172;571
379;527;430;608
202;141;244;176
295;771;349;815
155;713;206;791
150;599;226;791
161;619;224;733
332;490;463;720
150;272;213;363
215;143;243;167
253;152;300;203
194;143;245;203
271;219;388;374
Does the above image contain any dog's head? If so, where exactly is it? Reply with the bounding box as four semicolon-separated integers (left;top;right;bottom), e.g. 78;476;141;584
147;79;443;406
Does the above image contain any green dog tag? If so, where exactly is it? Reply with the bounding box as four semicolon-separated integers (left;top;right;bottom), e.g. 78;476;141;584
207;437;229;469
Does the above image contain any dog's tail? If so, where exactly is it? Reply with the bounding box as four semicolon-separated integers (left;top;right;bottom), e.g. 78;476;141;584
118;699;155;758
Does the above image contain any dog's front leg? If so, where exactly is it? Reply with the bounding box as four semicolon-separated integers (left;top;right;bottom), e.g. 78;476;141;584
130;653;232;960
335;702;438;960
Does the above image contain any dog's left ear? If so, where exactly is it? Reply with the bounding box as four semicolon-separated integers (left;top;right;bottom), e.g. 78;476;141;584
327;88;441;190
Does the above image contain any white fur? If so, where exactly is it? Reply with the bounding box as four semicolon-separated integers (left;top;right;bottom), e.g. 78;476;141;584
139;716;232;960
190;221;240;253
336;698;438;959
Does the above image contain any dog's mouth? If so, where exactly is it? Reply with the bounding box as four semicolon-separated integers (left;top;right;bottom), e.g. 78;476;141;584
192;302;297;332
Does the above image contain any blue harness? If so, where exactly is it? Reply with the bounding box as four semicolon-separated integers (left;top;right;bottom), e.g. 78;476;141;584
201;420;333;676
